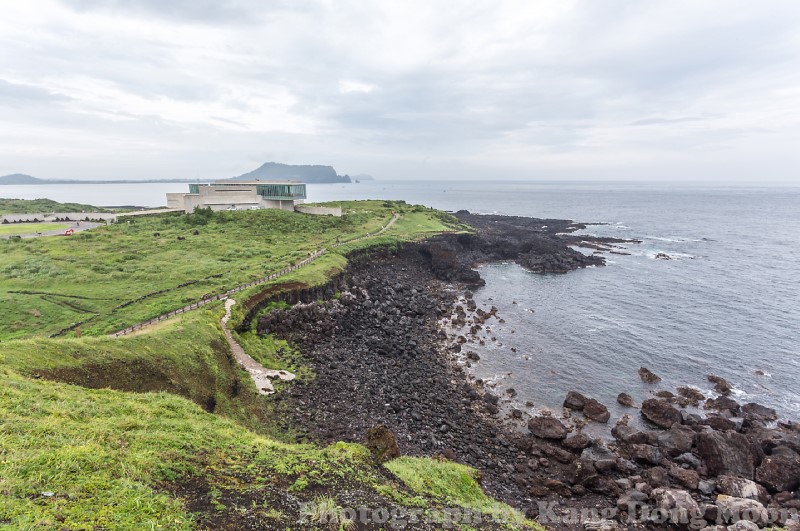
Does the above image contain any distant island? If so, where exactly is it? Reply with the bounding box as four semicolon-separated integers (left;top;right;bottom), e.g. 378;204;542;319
224;162;351;184
1;163;361;186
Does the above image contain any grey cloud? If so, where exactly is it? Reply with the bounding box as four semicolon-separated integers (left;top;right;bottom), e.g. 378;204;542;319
0;79;71;105
1;0;799;181
62;0;253;22
630;117;707;126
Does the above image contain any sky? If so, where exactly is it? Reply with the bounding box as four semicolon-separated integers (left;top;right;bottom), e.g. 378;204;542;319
1;0;799;182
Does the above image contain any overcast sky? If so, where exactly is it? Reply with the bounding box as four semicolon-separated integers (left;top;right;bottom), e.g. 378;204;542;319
1;1;799;182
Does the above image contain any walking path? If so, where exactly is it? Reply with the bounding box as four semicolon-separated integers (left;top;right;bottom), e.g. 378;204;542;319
109;213;400;337
220;299;294;395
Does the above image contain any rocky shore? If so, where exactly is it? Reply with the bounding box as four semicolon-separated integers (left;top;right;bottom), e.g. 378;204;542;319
254;214;799;530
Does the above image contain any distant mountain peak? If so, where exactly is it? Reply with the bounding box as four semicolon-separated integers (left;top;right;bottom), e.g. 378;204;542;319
226;162;351;184
0;173;43;184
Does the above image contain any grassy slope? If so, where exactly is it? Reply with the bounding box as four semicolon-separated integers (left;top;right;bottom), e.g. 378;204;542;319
0;366;386;530
0;198;108;215
0;201;539;530
0;200;409;340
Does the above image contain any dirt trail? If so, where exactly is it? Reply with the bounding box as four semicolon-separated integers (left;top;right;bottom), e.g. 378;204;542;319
220;298;294;395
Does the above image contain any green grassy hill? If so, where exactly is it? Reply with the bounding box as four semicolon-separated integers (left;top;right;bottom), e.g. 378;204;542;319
0;200;454;339
0;198;109;215
0;200;538;530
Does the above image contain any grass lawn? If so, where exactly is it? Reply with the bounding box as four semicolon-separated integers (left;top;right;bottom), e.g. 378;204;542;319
0;223;70;236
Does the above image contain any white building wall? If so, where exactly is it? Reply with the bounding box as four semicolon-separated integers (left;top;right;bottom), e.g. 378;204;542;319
166;193;186;210
294;205;342;217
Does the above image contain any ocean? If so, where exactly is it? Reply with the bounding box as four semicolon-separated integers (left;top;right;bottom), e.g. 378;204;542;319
3;180;799;421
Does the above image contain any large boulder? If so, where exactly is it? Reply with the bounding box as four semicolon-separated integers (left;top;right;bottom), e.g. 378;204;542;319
703;416;738;432
584;398;611;423
570;458;599;486
541;442;577;463
715;495;769;527
617;392;636;407
657;424;696;457
705;396;741;414
651;488;702;526
715;475;769;503
696;431;758;479
639;367;662;384
528;416;568;440
630;444;663;465
669;465;700;490
365;424;401;463
755;449;800;493
563;433;592;451
643;466;669;487
676;386;706;406
741;403;778;421
707;374;733;395
564;391;587;410
642;398;682;428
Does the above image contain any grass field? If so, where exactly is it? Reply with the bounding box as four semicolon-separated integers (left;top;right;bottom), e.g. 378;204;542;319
0;200;459;340
0;222;70;236
0;202;539;529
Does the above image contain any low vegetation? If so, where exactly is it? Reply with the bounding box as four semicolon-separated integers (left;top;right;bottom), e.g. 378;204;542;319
0;198;108;215
385;457;534;527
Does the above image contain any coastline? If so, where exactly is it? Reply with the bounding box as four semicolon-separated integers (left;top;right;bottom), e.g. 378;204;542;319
248;211;800;529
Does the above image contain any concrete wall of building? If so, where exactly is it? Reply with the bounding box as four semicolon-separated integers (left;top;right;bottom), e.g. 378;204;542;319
183;194;205;213
294;205;343;217
166;193;186;210
1;213;117;223
262;199;297;211
167;188;310;213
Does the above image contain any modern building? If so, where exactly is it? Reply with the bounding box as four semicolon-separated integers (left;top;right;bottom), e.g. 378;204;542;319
167;180;307;213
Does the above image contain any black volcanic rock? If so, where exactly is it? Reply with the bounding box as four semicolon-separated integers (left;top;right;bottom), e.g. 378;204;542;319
755;449;800;493
583;398;611;423
696;431;758;479
528;417;568;440
641;398;682;428
742;403;778;421
707;374;733;395
656;424;695;457
639;367;661;384
617;393;636;407
564;391;587;410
